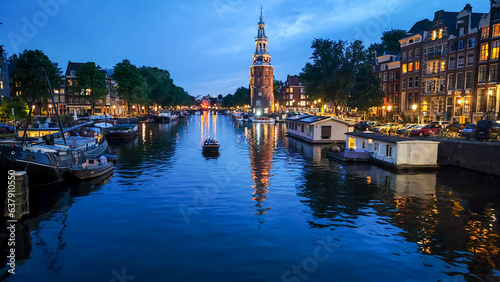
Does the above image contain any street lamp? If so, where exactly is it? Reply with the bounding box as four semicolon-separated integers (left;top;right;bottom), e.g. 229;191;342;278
411;104;417;123
48;104;52;119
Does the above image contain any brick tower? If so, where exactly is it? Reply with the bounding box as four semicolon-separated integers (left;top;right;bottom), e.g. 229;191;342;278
250;7;274;115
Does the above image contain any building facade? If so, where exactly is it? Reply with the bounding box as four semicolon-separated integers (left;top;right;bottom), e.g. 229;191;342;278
374;53;400;119
250;9;274;116
277;75;309;112
0;47;9;99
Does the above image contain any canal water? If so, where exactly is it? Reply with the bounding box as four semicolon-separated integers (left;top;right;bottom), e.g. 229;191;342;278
2;112;500;281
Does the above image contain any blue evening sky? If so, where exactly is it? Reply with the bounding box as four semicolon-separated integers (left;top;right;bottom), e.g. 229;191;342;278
0;0;492;97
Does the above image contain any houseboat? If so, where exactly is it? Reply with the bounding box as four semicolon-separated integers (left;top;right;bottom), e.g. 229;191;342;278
344;132;439;169
155;110;178;123
249;117;275;124
286;115;353;143
69;156;114;180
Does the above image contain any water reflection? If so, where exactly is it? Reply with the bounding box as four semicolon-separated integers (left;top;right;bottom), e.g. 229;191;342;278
247;123;275;222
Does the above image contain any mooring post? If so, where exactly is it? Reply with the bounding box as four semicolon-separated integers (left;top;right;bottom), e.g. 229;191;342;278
5;171;30;220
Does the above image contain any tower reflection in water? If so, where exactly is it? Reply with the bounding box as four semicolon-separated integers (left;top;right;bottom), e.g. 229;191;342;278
247;123;280;223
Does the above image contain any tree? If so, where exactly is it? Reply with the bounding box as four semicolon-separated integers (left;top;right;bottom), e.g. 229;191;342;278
9;50;61;115
300;39;367;115
273;77;283;102
348;63;385;112
140;66;174;107
74;62;107;115
113;60;149;112
0;96;29;120
368;29;407;55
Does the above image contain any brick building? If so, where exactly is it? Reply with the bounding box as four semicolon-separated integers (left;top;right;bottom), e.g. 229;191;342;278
374;52;400;119
277;75;309;112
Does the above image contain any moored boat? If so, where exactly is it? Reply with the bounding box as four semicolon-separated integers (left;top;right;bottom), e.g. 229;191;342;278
105;124;138;140
69;156;114;180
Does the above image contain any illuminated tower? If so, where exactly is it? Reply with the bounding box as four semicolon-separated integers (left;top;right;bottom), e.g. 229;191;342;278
250;7;274;116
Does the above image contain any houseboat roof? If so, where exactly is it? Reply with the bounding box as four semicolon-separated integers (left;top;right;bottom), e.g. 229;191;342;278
346;132;439;144
286;115;351;125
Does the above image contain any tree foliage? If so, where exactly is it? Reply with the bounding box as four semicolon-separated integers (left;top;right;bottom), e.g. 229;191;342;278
74;62;107;115
222;87;250;107
0;96;29;120
299;39;368;114
113;59;149;107
348;63;385;112
9;50;61;115
368;29;407;55
273;77;283;102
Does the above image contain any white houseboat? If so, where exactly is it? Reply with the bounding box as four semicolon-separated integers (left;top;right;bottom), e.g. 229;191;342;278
345;132;439;169
286;115;353;143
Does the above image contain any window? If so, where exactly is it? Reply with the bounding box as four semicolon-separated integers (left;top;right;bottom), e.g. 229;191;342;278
492;41;500;59
290;88;293;93
441;61;446;72
389;84;394;93
477;88;486;112
256;100;261;107
389;71;394;81
381;64;387;71
450;42;457;52
468;38;475;48
415;61;420;71
383;84;388;92
494;24;500;37
408;62;414;72
289;94;293;99
482;27;490;39
456;73;464;90
395;70;399;80
478;65;487;83
449;56;456;69
467;52;474;66
457;54;465;67
416;48;420;57
458;40;465;50
402;52;407;60
442;43;448;56
435;46;442;56
480;43;489;61
408;77;413;88
415;76;419;88
395;83;399;92
465;71;472;89
300;94;306;99
448;74;455;90
258;91;262;96
0;81;2;89
459;27;465;36
439;28;443;39
402;64;407;73
490;64;498;83
432;30;437;40
386;145;393;158
402;78;407;89
409;50;414;59
383;73;388;81
428;47;434;57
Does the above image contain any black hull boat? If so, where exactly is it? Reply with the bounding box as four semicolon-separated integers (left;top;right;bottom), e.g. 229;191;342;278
202;140;220;155
69;157;114;180
105;124;139;140
0;137;108;187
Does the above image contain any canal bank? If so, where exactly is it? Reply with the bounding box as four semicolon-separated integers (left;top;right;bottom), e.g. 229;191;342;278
438;140;500;177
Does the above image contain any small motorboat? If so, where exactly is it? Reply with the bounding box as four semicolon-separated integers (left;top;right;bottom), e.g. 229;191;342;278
202;139;220;154
69;156;114;180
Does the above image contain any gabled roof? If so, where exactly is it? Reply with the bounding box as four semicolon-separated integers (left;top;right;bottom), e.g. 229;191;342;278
65;61;85;76
408;19;432;35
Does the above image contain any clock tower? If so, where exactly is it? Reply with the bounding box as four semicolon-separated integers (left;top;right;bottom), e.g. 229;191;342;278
250;7;274;115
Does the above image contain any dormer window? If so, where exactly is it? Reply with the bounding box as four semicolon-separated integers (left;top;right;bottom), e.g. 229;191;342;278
439;28;443;39
70;70;76;76
482;27;490;39
432;30;437;40
459;27;465;36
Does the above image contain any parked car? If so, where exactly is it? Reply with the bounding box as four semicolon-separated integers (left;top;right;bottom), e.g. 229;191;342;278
410;124;442;137
0;123;15;134
443;123;465;137
475;120;500;140
430;121;450;128
356;121;369;131
397;124;417;135
460;124;476;139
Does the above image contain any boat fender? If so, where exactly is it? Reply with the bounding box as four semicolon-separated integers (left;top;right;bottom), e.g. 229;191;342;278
11;150;15;155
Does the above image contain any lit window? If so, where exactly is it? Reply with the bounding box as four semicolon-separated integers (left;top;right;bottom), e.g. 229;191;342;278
439;28;443;39
492;41;500;60
415;61;420;71
480;43;489;61
408;63;414;72
441;61;446;72
482;27;490;39
494;24;500;37
402;64;407;73
0;81;3;89
432;30;437;40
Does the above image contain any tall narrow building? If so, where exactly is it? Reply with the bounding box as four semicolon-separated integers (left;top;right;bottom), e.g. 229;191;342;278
250;7;274;115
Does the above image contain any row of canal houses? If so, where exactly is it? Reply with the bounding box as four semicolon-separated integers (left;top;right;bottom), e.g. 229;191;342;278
375;2;500;124
5;60;126;117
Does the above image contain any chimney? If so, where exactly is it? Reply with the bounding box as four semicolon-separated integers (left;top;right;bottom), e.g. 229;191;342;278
464;4;472;12
435;10;444;21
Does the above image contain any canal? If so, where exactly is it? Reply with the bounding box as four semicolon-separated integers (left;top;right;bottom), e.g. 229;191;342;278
2;112;500;281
